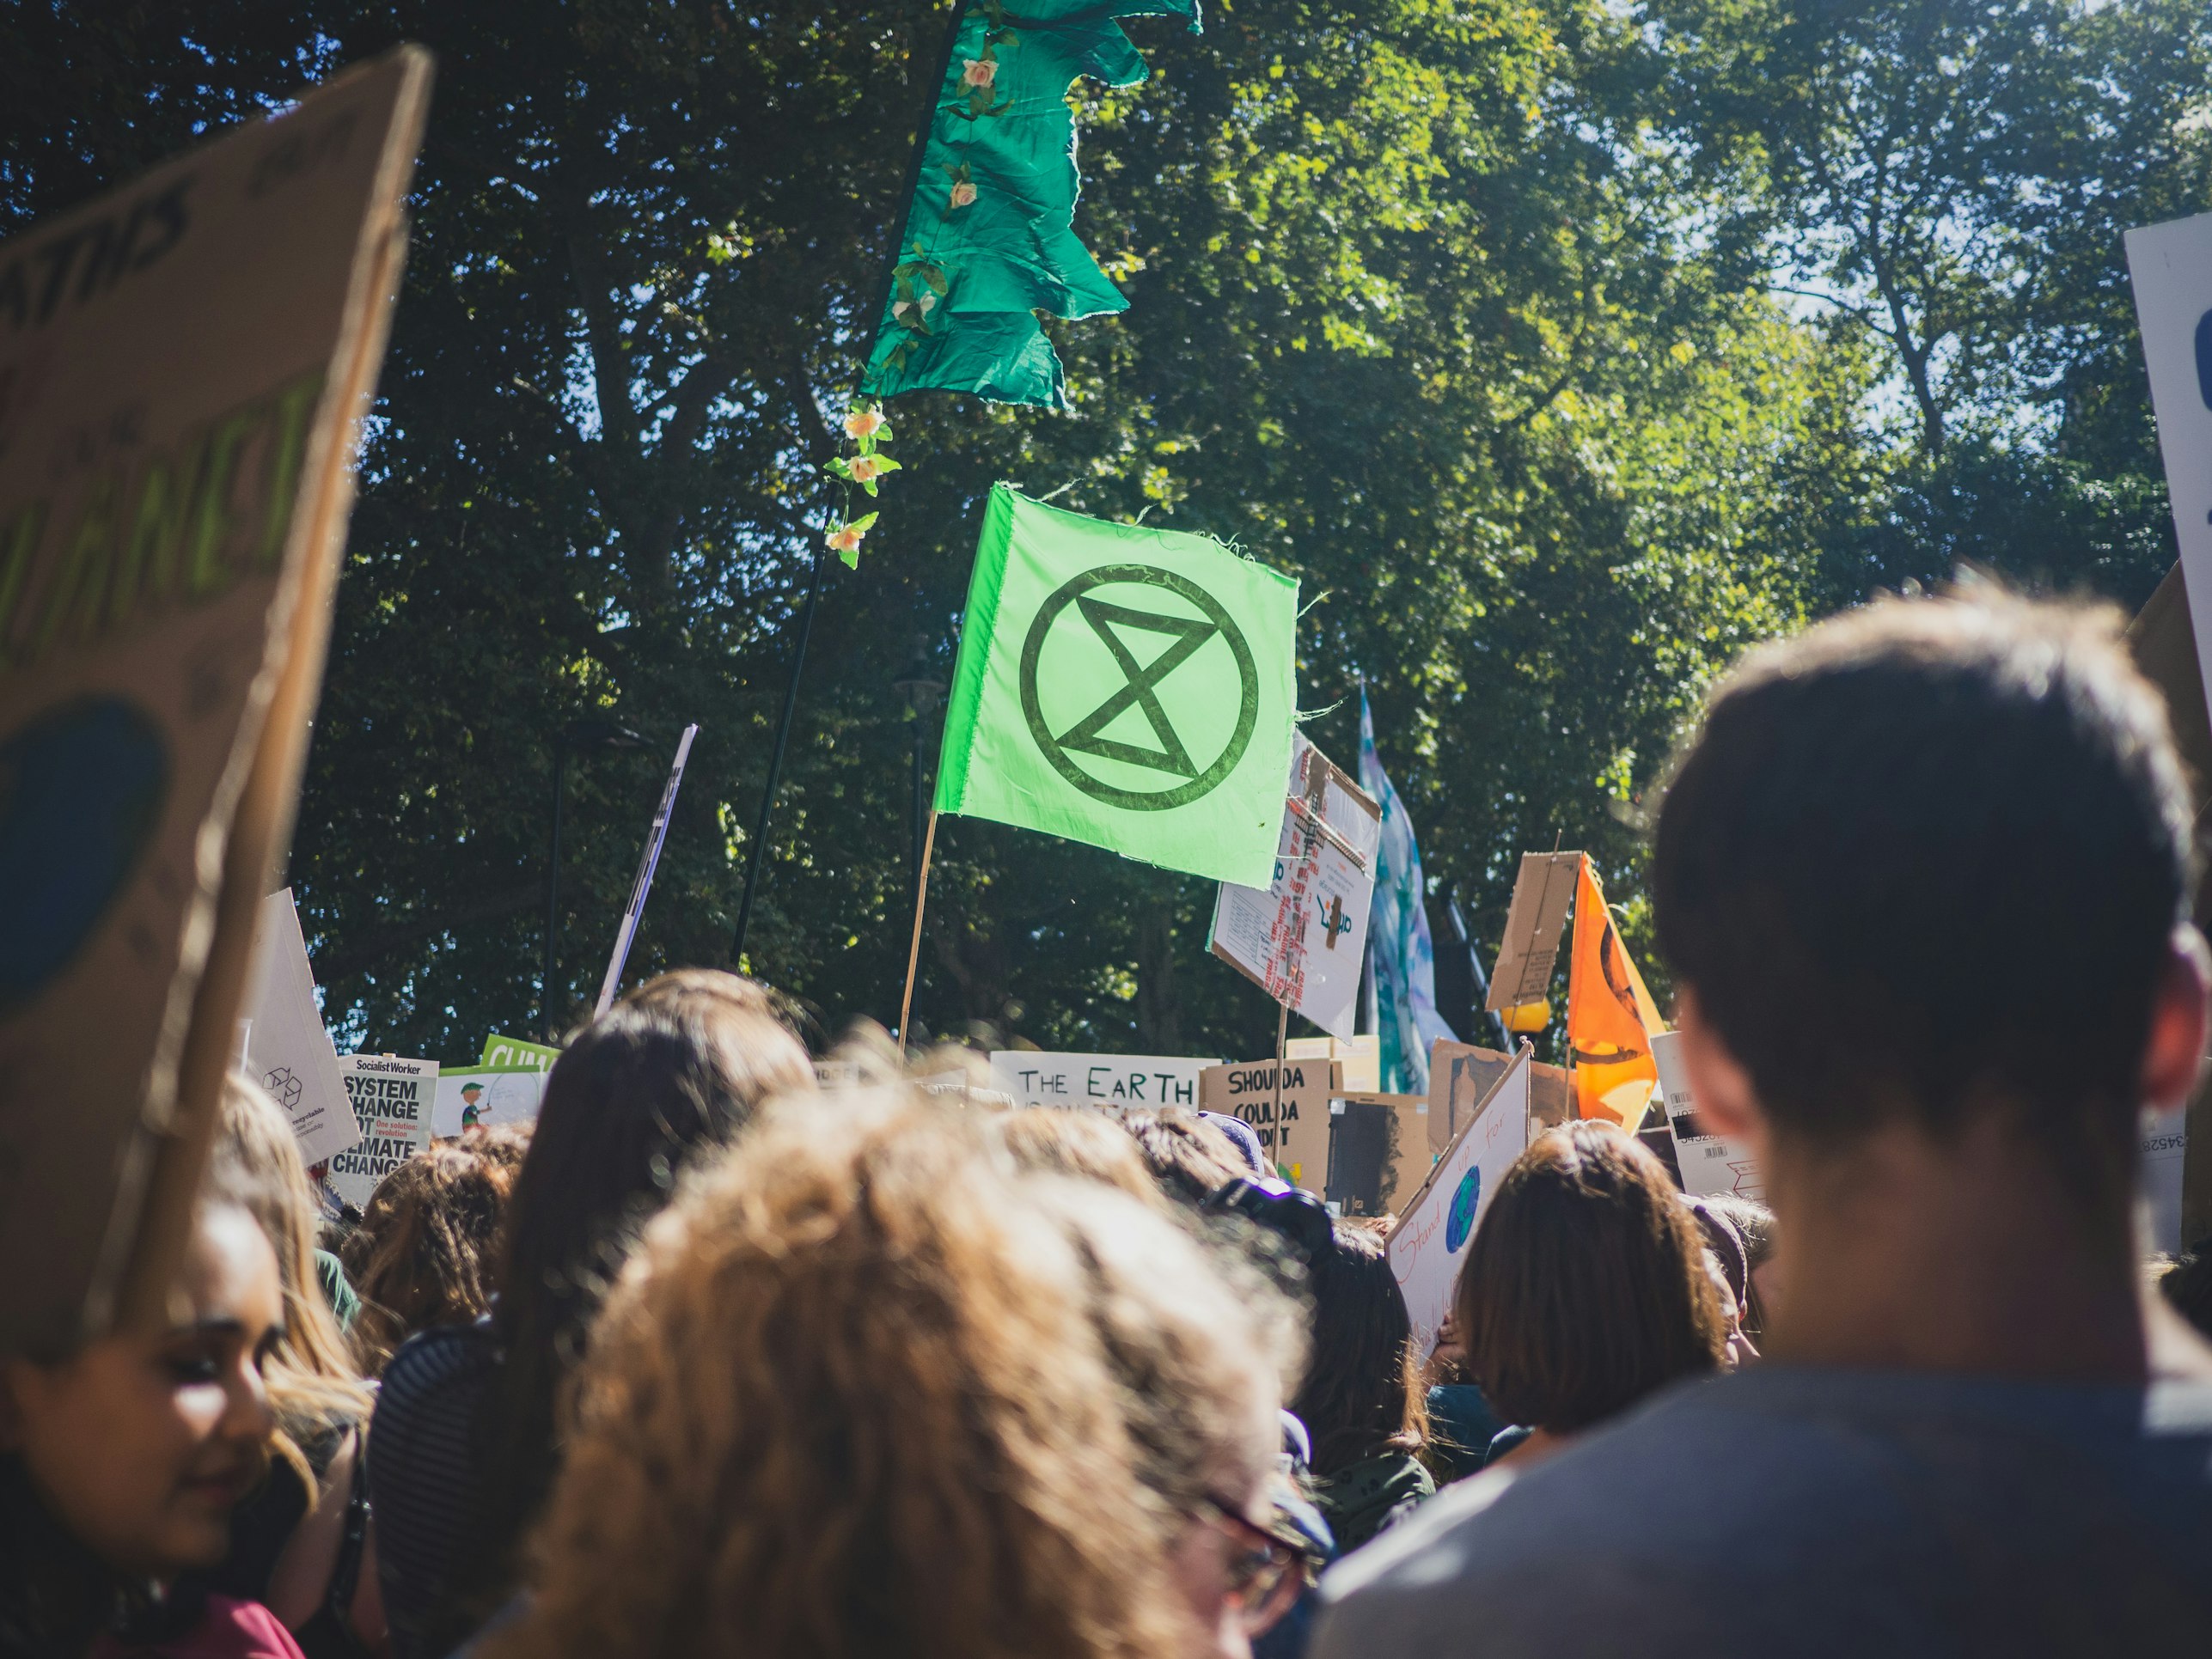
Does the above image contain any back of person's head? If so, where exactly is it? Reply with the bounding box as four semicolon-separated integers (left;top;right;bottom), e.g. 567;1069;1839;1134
482;1088;1190;1659
1653;591;2195;1221
449;970;811;1634
210;1078;371;1481
1457;1123;1726;1434
344;1126;529;1375
1122;1108;1244;1209
1290;1222;1426;1478
996;1107;1167;1210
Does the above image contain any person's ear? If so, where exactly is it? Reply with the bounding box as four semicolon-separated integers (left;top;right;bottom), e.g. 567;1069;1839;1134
1674;987;1764;1145
2141;925;2210;1116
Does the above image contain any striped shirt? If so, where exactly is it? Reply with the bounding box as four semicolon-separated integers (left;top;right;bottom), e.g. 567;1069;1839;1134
366;1320;498;1659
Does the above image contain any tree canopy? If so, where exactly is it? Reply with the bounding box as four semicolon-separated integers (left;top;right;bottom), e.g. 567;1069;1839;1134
4;0;2205;1064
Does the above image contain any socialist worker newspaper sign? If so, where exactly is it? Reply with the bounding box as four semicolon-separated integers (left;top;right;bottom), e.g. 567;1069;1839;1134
328;1054;437;1209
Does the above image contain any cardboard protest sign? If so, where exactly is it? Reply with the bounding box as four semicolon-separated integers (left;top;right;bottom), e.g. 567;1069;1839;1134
1388;1047;1531;1351
327;1054;436;1209
241;888;360;1167
988;1051;1218;1111
1485;851;1579;1013
2124;211;2212;734
1323;1092;1433;1217
1428;1040;1568;1160
1199;1058;1338;1189
480;1034;559;1072
431;1065;547;1138
0;49;430;1353
1208;733;1381;1038
1286;1033;1379;1094
1651;1030;1763;1200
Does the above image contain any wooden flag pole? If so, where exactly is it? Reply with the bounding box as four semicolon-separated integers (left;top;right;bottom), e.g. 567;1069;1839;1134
896;809;940;1059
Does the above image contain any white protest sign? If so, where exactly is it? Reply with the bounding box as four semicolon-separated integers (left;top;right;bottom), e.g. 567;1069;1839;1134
1651;1029;1763;1201
988;1052;1218;1112
2143;1110;2188;1256
1387;1047;1531;1352
594;723;699;1016
243;889;361;1167
431;1065;547;1138
327;1055;437;1208
1209;734;1381;1038
2126;212;2212;731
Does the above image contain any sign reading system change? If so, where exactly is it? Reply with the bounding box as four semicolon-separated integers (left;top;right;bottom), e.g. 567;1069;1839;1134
934;485;1298;887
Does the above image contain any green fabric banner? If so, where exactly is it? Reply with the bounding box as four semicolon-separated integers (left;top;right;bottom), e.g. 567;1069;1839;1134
860;0;1201;410
936;485;1297;885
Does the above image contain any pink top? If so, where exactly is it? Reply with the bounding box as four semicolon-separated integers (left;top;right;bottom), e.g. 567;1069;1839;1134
89;1595;306;1659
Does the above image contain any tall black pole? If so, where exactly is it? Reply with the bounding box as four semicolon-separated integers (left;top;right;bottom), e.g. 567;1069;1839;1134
728;3;964;972
730;540;827;966
543;743;568;1040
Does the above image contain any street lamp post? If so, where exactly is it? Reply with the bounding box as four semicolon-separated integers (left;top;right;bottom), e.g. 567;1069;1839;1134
891;646;945;931
544;717;645;1039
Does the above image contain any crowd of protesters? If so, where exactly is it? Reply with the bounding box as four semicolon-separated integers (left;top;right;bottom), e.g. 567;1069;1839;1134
6;589;2212;1656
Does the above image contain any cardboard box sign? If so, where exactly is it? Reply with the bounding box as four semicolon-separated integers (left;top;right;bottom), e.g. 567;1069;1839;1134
1428;1040;1568;1162
1198;1058;1339;1189
1323;1093;1429;1218
0;50;431;1356
988;1052;1219;1112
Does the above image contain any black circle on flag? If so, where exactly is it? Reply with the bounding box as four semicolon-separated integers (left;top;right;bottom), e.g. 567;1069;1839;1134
1019;563;1259;811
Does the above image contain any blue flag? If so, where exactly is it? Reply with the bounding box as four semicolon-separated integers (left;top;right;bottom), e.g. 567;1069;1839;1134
1357;690;1460;1094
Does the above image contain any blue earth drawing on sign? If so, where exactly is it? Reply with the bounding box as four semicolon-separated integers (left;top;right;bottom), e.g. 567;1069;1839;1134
0;697;168;1015
1444;1164;1482;1253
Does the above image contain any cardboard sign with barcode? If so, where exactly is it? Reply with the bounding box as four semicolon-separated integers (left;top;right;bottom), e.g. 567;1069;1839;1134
0;49;431;1355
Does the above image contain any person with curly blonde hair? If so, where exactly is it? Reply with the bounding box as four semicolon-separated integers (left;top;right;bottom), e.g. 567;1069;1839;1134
484;1086;1294;1659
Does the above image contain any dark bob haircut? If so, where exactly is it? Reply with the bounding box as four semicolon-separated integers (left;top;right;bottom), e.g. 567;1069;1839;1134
1652;592;2192;1217
1456;1123;1725;1434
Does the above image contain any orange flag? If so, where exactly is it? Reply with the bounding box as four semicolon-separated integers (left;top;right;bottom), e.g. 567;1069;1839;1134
1567;856;1665;1131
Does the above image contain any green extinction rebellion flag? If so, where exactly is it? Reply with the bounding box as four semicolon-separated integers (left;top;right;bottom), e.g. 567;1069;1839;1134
936;486;1297;887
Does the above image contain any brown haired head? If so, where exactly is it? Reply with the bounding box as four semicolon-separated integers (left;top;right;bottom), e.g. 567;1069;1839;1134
1121;1109;1243;1209
344;1126;529;1376
1457;1122;1725;1434
1653;591;2195;1221
996;1109;1167;1211
483;1089;1191;1659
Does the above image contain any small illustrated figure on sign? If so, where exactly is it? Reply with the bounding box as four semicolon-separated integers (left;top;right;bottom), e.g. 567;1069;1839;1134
1316;893;1353;948
459;1080;486;1133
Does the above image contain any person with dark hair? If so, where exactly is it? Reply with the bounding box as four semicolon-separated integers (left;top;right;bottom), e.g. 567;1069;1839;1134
1695;1192;1778;1343
1456;1125;1726;1471
1316;592;2212;1656
1289;1223;1433;1551
1;1102;292;1658
367;970;812;1659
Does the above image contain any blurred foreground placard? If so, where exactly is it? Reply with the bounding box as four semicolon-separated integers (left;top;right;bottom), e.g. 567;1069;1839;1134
0;50;431;1355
